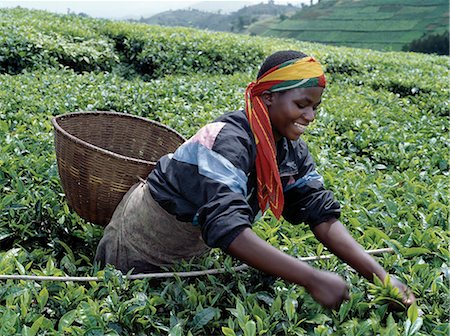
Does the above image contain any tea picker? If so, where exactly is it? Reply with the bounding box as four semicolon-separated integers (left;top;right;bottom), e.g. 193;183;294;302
48;51;415;310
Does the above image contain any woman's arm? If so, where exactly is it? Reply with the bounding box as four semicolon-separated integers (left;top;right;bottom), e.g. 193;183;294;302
312;218;387;280
312;218;415;306
227;227;350;309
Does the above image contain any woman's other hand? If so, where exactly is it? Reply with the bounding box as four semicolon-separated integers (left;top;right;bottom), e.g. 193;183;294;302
306;269;350;310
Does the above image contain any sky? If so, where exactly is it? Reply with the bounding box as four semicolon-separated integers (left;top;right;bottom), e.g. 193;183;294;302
0;0;309;19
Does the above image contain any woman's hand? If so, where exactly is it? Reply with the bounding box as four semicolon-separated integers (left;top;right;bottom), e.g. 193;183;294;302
227;228;349;309
306;269;350;310
389;276;416;311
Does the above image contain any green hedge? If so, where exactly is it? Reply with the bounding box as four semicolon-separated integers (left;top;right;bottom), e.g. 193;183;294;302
99;21;267;78
0;22;118;74
0;8;266;78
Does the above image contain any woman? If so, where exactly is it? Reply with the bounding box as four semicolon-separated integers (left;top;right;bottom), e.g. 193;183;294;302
96;50;415;310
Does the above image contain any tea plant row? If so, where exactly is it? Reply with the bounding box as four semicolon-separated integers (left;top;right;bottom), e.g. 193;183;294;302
0;8;448;336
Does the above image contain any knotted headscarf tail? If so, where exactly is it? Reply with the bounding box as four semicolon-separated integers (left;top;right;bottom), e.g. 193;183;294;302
245;56;326;219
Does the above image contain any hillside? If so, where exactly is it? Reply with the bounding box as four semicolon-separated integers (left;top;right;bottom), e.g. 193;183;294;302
137;0;448;53
0;7;449;335
138;9;231;31
264;0;449;52
141;2;298;33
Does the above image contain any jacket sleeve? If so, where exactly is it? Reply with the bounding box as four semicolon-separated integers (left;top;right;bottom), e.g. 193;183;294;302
282;142;341;229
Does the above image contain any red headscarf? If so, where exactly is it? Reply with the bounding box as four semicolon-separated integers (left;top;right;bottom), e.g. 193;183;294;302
245;56;326;219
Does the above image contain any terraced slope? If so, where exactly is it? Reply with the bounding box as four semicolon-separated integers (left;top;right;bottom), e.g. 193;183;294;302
264;0;449;51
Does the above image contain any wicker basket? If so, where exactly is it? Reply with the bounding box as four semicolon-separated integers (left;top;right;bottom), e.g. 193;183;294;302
52;111;186;226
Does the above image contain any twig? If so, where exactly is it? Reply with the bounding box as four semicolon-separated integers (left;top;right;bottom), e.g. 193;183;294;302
0;247;394;282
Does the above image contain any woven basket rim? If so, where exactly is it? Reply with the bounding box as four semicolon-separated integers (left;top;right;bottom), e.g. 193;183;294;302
52;111;186;165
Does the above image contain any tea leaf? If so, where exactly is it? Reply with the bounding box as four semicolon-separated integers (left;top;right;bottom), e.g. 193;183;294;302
407;303;419;323
58;310;77;332
409;318;423;335
243;320;256;336
28;316;45;336
284;298;297;321
271;296;281;313
37;287;49;311
221;327;236;336
403;247;431;257
385;313;399;336
191;307;217;331
168;324;183;336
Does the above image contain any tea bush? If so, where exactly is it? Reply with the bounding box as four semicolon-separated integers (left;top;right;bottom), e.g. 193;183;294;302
0;10;118;74
0;8;449;335
99;21;267;79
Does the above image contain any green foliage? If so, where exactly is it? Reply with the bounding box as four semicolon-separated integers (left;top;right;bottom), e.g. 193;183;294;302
0;8;267;78
403;30;449;56
99;21;266;79
0;7;449;336
0;9;118;74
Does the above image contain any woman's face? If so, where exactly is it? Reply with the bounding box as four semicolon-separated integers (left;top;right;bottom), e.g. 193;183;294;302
263;86;324;141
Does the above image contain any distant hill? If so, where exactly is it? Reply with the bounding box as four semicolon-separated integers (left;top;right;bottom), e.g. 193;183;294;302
189;1;254;14
139;2;298;33
263;0;449;52
139;9;231;31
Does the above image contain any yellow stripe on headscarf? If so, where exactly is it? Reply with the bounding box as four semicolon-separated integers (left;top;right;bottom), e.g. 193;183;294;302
258;57;324;83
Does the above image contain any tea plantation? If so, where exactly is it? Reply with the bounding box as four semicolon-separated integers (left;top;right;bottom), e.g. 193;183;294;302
0;8;449;336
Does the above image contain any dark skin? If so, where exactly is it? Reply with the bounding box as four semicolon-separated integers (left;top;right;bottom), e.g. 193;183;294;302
228;87;415;310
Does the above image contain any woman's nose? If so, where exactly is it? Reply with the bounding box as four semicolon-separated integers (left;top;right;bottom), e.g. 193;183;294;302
303;107;316;122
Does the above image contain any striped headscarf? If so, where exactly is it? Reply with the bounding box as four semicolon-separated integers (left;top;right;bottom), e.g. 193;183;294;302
245;56;326;219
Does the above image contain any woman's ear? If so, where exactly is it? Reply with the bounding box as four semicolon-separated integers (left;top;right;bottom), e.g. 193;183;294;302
261;90;273;106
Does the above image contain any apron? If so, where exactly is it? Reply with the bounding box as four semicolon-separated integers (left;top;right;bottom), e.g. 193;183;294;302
95;180;210;274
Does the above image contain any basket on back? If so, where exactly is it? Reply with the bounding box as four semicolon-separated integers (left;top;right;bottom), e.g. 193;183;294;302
52;111;186;226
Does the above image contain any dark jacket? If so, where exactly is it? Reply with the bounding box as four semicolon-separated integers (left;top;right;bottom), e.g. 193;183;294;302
148;110;340;250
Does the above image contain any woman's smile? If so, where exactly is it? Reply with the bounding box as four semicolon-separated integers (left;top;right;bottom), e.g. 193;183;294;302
263;86;323;141
293;122;307;134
